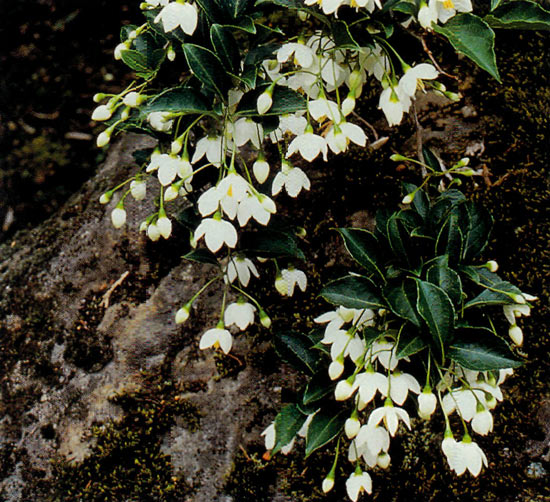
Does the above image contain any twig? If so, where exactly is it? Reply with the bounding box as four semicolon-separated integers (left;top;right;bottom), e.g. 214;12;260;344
100;270;130;309
352;111;379;140
420;35;458;81
412;103;427;177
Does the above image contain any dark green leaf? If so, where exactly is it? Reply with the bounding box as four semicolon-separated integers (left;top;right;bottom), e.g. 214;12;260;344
490;0;503;10
332;21;361;48
422;146;442;172
183;43;231;97
236;85;307;116
403;183;430;221
338;228;385;280
396;329;428;358
387;213;410;265
462;201;493;260
383;280;422;327
176;207;201;231
273;404;307;455
240;228;305;260
140;87;212;117
121;50;150;74
210;25;240;73
305;408;348;457
485;0;550;30
183;248;218;265
303;372;334;405
426;262;463;306
435;212;463;265
416;280;456;358
465;281;522;308
448;340;523;371
433;13;500;82
320;275;384;310
273;331;319;374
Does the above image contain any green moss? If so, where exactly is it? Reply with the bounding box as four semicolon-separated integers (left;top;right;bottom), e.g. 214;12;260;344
48;372;200;501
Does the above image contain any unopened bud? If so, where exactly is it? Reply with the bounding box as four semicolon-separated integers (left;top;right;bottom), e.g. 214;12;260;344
509;324;523;345
99;191;113;204
175;304;191;324
259;309;272;329
93;93;106;103
111;205;127;228
390;153;407;162
167;45;176;61
257;88;273;115
485;260;498;272
402;192;415;204
444;91;462;102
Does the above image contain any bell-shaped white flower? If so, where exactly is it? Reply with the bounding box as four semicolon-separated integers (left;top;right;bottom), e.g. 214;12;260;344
398;63;439;97
224;300;256;331
194;214;238;252
325;122;367;154
253;156;270;184
387;372;421;405
199;322;233;354
155;1;198;35
147;221;161;241
509;324;523;345
225;256;259;286
503;303;531;325
368;398;411;437
271;160;310;198
231;117;264;149
130;179;147;200
355;423;390;455
328;357;345;380
371;340;399;370
471;406;493;435
275;267;307;296
261;423;276;450
147;111;173;132
418;387;438;419
286;124;328;162
335;375;359;401
378;86;410;127
435;0;473;23
445;434;488;476
355;368;388;410
277;42;315;68
308;96;341;123
418;0;438;29
345;469;373;502
257;88;273;115
157;214;172;239
111;205;126;229
237;193;276;227
192;135;231;167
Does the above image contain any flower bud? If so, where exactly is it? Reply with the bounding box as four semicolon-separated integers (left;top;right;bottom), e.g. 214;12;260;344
257;89;273;115
377;452;391;469
335;376;356;401
96;129;112;148
444;91;462;102
171;137;183;155
157;215;172;239
147;222;161;241
139;221;148;233
328;359;344;380
130;180;147;201
511;293;526;304
390;153;407;162
348;68;363;91
345;415;361;439
99;191;113;204
342;95;356;116
111;205;127;228
509;324;523;345
175;304;191;324
123;91;143;108
93;93;106;103
485;260;498;272
164;184;179;202
167;45;176;61
418;387;437;419
402;192;415;205
92;104;113;121
322;472;335;493
259;309;272;329
253;157;270;184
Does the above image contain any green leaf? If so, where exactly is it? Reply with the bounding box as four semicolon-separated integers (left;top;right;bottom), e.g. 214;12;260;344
320;275;384;310
273;331;319;374
403;183;430;221
490;0;503;11
338;228;385;280
332;21;361;48
121;50;150;74
210;24;240;73
183;248;218;265
305;408;347;457
303;372;334;406
273;404;307;455
448;340;523;371
387;213;411;265
236;85;307;116
485;0;550;30
435;212;463;265
416;280;456;358
462;202;493;261
240;228;305;260
465;281;522;308
422;146;442;172
383;280;422;327
426;262;463;306
183;43;231;97
433;13;501;82
224;0;254;18
396;328;428;358
140;87;212;117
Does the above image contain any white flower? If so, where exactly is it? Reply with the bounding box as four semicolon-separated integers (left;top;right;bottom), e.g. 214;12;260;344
147;222;161;241
224;301;256;330
275;267;307;296
503;302;531;325
236;193;276;227
378;86;410;127
261;423;276;450
355;423;390;455
253;157;270;184
368;399;411;437
345;470;373;502
92;104;113;121
146;153;181;186
111;206;126;228
194;216;238;252
328;358;345;380
175;304;190;324
308;97;341;123
271;161;310;198
355;369;388;410
286;127;328;162
335;376;359;401
130;180;147;200
442;388;486;421
444;435;488;476
277;42;315;68
231;117;264;149
257;89;273;114
322;475;334;493
371;340;399;370
325;121;367;154
199;325;233;354
418;388;437;419
471;407;493;435
435;0;473;23
147;111;174;132
398;63;439;97
157;215;172;239
345;415;361;439
509;324;523;345
225;256;259;286
418;0;438;29
122;91;144;107
155;1;198;35
387;372;421;405
192;135;231;167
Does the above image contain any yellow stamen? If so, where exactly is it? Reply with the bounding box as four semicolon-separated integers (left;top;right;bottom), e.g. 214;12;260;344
443;0;454;9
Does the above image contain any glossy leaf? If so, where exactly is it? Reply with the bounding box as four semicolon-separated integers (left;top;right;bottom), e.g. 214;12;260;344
465;281;522;308
240;228;305;260
462;202;493;260
485;0;550;30
383;280;422;327
320;275;384;310
416;280;456;358
273;404;307;455
433;13;500;82
305;408;348;457
273;331;319;374
183;248;218;265
183;43;231;97
435;212;463;265
427;262;463;306
338;228;385;280
448;340;523;371
303;372;334;405
210;24;240;73
140;87;212;116
396;329;428;358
